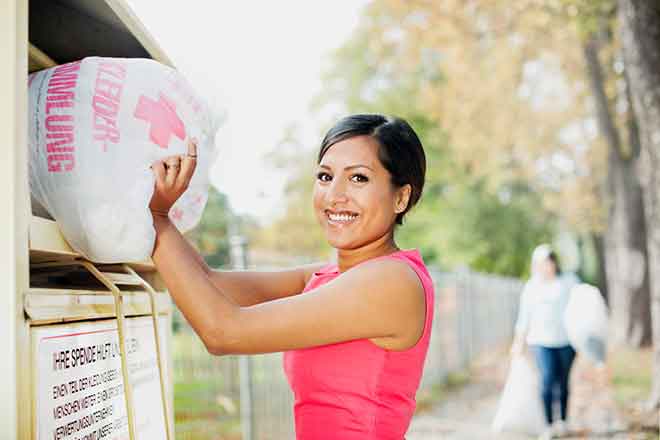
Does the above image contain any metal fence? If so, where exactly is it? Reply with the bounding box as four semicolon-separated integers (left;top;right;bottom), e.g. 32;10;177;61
172;267;524;440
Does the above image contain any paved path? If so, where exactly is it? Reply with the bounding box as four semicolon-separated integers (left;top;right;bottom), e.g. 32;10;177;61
407;352;650;439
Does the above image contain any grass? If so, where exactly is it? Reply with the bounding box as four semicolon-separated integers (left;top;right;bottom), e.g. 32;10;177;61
609;347;658;439
175;379;231;416
173;330;242;440
610;348;653;407
174;378;241;440
174;418;241;440
415;370;471;414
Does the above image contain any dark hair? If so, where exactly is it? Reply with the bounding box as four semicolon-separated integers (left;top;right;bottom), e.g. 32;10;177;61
547;251;562;275
318;114;426;225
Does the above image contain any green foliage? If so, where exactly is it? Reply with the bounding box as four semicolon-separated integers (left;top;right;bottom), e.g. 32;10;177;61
185;186;234;268
253;144;332;260
443;182;550;277
557;0;617;38
396;167;553;276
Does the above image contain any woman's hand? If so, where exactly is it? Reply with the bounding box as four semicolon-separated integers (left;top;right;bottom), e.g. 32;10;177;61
149;138;198;218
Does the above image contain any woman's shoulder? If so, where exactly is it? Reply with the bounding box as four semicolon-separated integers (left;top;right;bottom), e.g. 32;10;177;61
300;262;336;285
351;249;429;292
304;249;429;293
366;248;426;270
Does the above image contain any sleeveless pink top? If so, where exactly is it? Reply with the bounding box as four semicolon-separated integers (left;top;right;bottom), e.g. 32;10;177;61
283;249;435;439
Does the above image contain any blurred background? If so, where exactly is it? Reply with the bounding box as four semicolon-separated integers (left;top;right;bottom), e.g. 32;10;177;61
129;1;658;438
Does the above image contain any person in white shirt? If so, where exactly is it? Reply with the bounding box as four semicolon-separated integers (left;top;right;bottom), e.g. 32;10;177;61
511;244;579;440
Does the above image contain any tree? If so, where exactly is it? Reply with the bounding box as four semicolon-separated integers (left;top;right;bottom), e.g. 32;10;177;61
397;178;553;277
618;0;660;409
564;0;651;347
575;3;651;346
185;186;234;268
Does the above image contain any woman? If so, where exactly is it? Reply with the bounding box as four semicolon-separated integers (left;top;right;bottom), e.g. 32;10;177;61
149;114;434;439
511;244;578;440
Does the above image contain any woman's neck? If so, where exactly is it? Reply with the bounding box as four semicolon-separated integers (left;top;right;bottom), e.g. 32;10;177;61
335;234;400;273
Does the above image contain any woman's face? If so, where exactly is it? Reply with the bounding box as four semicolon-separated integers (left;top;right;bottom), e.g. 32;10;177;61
313;135;410;250
536;258;557;280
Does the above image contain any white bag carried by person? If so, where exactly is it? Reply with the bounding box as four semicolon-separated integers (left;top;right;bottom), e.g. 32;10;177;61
28;57;218;263
492;355;546;436
564;283;609;364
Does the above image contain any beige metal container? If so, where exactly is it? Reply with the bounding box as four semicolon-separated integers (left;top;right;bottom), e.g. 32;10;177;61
1;2;176;439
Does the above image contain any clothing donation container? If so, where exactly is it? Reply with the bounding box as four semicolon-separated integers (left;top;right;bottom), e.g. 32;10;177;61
1;1;176;439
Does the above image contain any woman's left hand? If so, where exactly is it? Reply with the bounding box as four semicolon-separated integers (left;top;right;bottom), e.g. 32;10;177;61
149;138;198;217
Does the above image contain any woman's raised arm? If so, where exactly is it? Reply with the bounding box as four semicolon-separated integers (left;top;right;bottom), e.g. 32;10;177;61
150;139;322;307
205;265;323;306
156;218;322;305
152;216;424;356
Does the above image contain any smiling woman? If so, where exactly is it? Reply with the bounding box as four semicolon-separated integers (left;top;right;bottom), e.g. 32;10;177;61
149;114;432;439
314;115;426;254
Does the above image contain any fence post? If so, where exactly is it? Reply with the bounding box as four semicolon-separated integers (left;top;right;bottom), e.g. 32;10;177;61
456;267;472;369
230;234;254;440
466;271;475;364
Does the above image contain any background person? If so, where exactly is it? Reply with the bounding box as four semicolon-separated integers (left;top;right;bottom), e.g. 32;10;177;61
511;244;579;439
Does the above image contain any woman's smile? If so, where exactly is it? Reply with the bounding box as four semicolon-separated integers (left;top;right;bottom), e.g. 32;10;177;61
325;209;360;226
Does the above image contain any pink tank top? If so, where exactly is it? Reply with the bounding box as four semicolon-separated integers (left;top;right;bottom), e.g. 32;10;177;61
283;249;435;439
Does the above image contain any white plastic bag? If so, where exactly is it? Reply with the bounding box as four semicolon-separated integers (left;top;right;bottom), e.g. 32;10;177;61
28;57;218;263
492;355;546;435
564;283;609;364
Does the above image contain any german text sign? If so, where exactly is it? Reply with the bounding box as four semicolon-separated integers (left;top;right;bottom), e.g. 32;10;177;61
33;317;168;440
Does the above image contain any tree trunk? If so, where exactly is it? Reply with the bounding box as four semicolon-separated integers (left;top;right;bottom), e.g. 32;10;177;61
592;233;609;303
619;0;660;409
583;33;652;347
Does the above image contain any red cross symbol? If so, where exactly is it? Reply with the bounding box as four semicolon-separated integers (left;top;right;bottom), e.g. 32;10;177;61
134;93;186;148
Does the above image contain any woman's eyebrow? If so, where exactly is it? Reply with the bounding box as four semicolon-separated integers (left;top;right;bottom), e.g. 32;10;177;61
318;164;374;171
344;164;374;171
